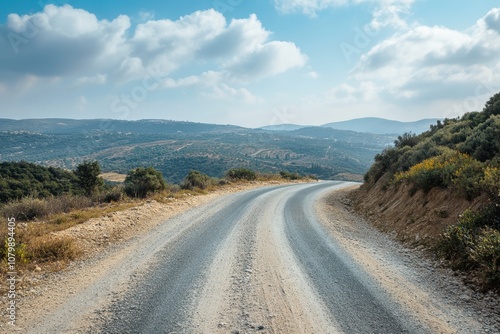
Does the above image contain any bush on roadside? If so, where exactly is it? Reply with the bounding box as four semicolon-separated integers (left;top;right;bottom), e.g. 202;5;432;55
440;205;500;289
181;170;216;190
0;194;94;221
225;168;257;181
93;186;124;203
280;170;301;180
124;167;167;198
395;149;484;196
1;197;49;221
482;166;500;204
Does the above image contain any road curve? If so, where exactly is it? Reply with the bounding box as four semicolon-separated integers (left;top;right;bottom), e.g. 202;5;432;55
95;181;424;334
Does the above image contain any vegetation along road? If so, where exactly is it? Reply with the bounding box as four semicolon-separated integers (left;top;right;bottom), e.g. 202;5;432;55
18;182;492;333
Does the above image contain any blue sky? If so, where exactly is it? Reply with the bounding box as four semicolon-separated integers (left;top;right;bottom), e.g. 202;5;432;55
0;1;499;127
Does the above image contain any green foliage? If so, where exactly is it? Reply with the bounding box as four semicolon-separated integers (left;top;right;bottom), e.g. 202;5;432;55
279;170;301;180
394;132;419;148
481;166;500;203
395;149;484;197
0;122;381;184
483;91;500;117
124;167;167;198
181;170;216;190
94;186;124;203
74;160;104;196
0;161;78;203
365;91;500;201
440;206;500;288
225;168;257;181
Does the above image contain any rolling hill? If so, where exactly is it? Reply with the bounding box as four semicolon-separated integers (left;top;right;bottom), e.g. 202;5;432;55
0;118;398;183
322;117;441;135
259;117;439;135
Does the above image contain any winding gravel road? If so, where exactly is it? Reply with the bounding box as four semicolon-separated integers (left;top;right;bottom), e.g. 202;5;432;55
22;181;491;334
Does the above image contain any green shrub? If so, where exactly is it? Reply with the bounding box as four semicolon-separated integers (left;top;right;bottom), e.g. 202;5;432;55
395;149;484;197
280;170;301;180
469;228;500;288
124;167;167;198
93;187;124;203
440;205;500;288
225;168;257;181
482;166;500;204
181;170;215;190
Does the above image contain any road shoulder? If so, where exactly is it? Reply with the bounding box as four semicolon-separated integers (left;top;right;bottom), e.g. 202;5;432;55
316;185;500;334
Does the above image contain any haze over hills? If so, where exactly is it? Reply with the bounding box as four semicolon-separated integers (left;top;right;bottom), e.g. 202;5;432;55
0;118;244;135
0;118;407;183
260;117;440;135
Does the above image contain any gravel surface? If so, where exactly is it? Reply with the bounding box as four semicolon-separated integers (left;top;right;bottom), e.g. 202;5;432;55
8;181;499;333
317;186;500;334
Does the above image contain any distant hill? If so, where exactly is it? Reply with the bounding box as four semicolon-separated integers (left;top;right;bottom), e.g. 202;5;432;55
281;126;395;146
0;118;393;183
259;124;306;131
0;118;244;134
321;117;440;135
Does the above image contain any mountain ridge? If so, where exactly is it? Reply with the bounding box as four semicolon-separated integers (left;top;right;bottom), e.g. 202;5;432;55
259;117;440;135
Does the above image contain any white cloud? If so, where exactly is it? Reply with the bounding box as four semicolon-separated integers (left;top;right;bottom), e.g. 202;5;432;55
307;71;319;79
138;10;155;22
274;0;347;17
351;8;500;101
203;84;262;103
162;71;223;88
326;81;378;103
274;0;414;28
76;74;107;85
0;5;307;92
225;41;307;81
0;5;130;79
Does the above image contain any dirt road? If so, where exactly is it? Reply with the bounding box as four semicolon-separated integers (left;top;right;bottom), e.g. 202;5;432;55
13;182;498;333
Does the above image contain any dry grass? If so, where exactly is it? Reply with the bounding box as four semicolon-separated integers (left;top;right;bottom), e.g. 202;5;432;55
0;200;140;276
0;174;307;276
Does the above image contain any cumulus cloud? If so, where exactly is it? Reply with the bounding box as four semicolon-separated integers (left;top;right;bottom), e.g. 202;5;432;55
0;5;130;79
481;8;500;34
203;83;262;103
76;74;107;85
326;81;378;103
274;0;414;28
225;41;307;81
0;5;307;91
307;71;319;79
350;8;500;101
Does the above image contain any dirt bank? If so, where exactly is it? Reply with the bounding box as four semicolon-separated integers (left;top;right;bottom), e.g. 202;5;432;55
350;180;486;246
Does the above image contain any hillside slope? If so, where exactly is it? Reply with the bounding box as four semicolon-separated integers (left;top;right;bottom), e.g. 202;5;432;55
0;119;393;183
351;92;500;291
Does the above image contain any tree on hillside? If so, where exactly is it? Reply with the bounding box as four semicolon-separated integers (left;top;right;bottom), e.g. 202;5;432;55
484;91;500;117
75;160;103;196
124;167;167;198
